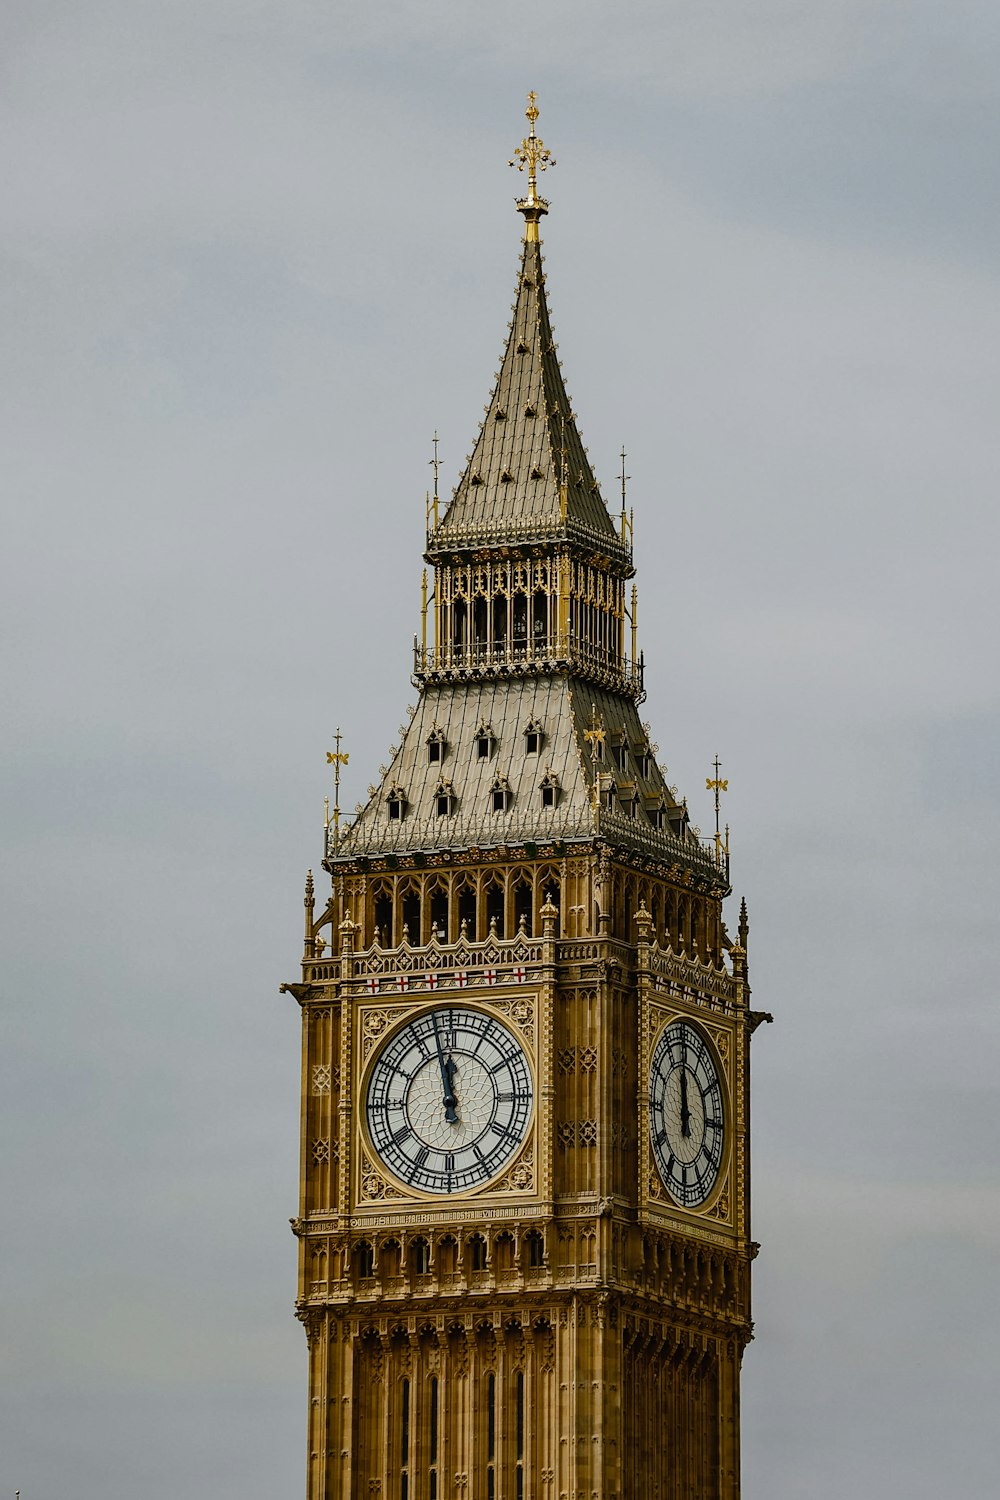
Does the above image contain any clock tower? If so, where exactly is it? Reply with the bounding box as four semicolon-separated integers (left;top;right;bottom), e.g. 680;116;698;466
282;97;764;1500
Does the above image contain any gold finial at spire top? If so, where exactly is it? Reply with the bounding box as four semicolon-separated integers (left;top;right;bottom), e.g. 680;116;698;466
509;91;555;240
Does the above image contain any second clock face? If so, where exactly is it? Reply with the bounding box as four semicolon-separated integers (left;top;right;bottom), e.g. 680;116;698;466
649;1019;725;1208
365;1005;533;1195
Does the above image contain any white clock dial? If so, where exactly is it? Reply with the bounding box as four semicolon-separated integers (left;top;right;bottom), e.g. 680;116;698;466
365;1006;532;1194
649;1020;725;1208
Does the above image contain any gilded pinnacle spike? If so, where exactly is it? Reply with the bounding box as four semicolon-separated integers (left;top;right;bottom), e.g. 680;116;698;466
428;431;441;530
706;754;730;868
509;91;555;239
326;728;349;853
583;703;606;763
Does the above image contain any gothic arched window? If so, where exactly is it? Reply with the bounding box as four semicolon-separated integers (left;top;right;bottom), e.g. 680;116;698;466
409;1238;431;1276
525;1229;545;1267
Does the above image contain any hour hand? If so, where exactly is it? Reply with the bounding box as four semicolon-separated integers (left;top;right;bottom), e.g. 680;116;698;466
442;1056;459;1123
679;1068;691;1138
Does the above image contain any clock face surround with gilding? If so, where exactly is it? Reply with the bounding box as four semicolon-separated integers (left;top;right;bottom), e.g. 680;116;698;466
364;1004;533;1195
649;1019;725;1208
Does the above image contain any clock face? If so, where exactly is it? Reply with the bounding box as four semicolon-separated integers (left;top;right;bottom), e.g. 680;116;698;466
648;1019;725;1208
365;1005;533;1195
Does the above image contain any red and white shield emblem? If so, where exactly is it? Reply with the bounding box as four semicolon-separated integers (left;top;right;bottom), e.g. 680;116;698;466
425;972;437;989
484;968;498;986
396;974;409;992
513;966;527;983
455;970;468;987
366;977;380;995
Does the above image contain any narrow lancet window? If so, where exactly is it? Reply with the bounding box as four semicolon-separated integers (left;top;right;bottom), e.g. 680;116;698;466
400;1377;410;1500
516;1369;525;1500
429;1376;439;1500
486;1369;496;1499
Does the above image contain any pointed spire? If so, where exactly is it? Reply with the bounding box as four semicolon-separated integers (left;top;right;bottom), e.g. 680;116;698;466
431;100;625;558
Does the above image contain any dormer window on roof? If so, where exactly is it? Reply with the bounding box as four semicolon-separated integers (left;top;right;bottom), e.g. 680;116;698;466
490;776;512;814
434;780;456;817
539;770;560;809
386;785;408;822
427;727;447;764
474;723;496;760
524;718;544;755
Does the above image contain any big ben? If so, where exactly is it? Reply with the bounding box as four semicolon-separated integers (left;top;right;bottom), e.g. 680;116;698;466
282;96;764;1500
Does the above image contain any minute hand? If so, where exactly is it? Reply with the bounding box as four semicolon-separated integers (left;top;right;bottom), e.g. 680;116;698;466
432;1017;459;1124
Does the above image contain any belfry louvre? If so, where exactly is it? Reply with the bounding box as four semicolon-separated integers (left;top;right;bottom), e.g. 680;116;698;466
282;95;764;1500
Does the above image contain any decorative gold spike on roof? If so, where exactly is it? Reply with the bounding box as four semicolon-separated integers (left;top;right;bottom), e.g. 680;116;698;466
706;754;730;870
326;728;349;851
583;703;606;763
510;91;555;239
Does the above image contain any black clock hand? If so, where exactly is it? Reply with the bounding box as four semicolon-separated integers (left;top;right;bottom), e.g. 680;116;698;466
679;1067;691;1138
443;1055;459;1122
432;1016;459;1124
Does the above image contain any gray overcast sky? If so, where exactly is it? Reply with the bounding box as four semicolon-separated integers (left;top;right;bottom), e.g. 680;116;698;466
2;2;999;1496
